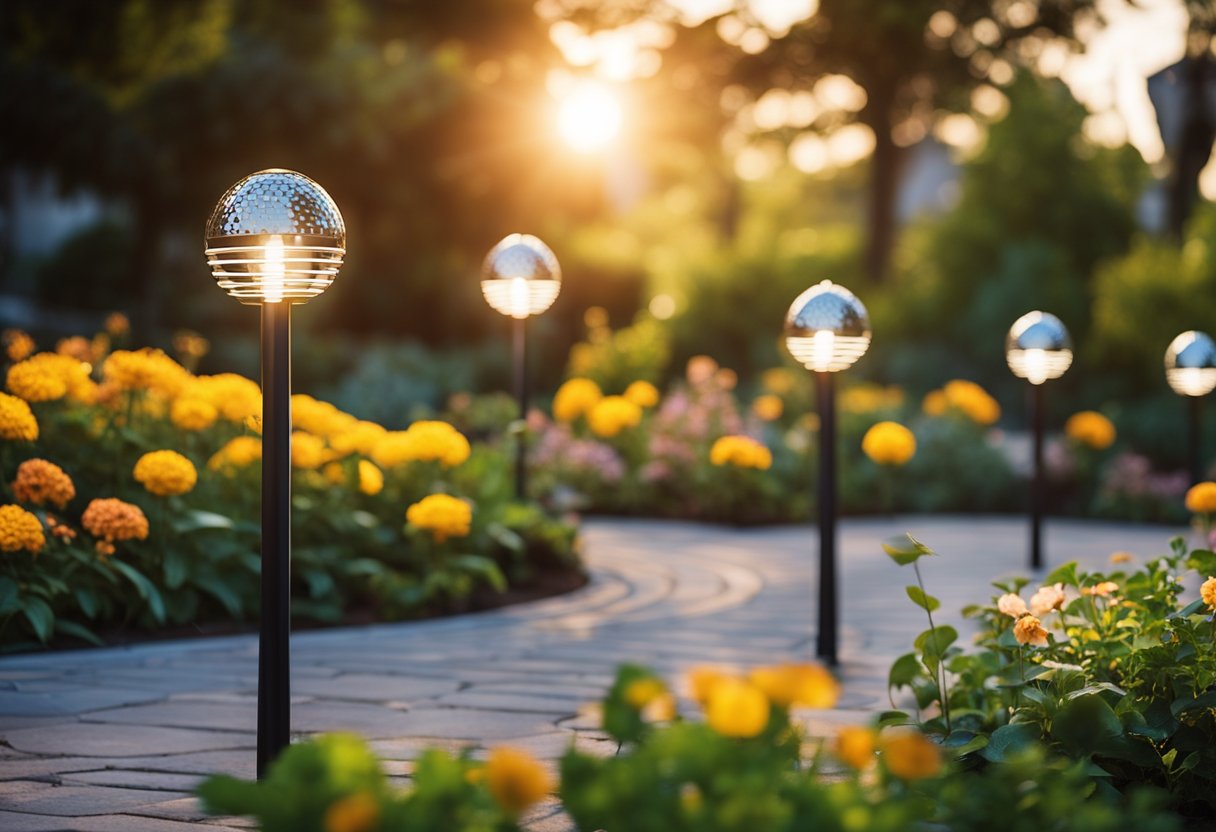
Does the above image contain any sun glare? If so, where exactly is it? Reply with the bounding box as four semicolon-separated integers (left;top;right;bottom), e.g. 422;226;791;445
556;81;623;153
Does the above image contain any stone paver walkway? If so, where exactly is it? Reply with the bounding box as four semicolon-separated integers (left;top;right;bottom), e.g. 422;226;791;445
0;516;1190;830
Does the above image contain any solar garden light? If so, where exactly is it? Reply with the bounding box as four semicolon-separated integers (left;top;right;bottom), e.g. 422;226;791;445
481;234;562;500
1165;330;1216;485
1005;311;1072;572
205;169;346;778
784;280;871;666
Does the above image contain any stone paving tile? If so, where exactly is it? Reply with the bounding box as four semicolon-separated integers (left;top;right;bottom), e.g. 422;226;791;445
4;724;255;757
0;517;1190;830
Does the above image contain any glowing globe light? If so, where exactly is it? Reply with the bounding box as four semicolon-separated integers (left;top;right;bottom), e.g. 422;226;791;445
783;280;871;372
556;80;623;153
481;234;562;319
1165;330;1216;397
1006;311;1072;385
205;169;345;305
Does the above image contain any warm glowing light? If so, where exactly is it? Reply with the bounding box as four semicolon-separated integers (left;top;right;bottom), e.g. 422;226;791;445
1006;311;1072;385
1007;348;1073;385
263;235;285;304
786;333;871;373
556;81;623;153
1165;331;1216;397
649;294;676;320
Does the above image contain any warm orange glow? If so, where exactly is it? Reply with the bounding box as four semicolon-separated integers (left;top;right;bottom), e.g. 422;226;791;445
556;81;623;153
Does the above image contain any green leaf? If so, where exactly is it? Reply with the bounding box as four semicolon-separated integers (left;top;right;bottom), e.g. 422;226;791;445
980;722;1041;762
111;560;166;623
883;534;935;566
943;730;988;757
915;625;958;659
1042;561;1079;588
172;509;235;534
20;597;54;642
905;585;940;612
194;576;244;617
74;587;99;619
54;619;103;646
163;548;187;590
487;522;525;554
0;577;19;613
449;555;507;592
875;710;911;727
1185;548;1216;576
303;570;336;600
888;652;924;690
1051;694;1124;758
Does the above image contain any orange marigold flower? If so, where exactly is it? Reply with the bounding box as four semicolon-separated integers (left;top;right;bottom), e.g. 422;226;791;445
1201;577;1216;610
484;747;552;816
748;663;840;709
835;726;877;770
12;459;75;509
82;498;149;543
1013;614;1050;647
1186;482;1216;514
879;729;942;780
4;329;35;362
0;505;45;554
0;392;38;441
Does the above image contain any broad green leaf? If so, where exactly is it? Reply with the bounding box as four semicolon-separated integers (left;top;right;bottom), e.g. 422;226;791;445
883;534;935;566
979;722;1041;762
111;560;166;623
194;576;244;617
450;555;507;592
163;548;187;589
173;509;235;534
875;710;911;727
0;577;19;613
915;625;958;659
1052;694;1124;758
1042;561;1079;588
1185;549;1216;576
888;652;924;690
54;619;103;646
74;587;99;619
20;597;54;642
905;585;940;612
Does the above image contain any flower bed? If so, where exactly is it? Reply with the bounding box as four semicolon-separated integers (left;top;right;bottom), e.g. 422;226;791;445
0;321;580;649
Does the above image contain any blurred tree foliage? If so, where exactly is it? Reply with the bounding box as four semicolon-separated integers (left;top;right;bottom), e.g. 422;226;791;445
871;75;1145;402
553;0;1126;281
0;0;644;348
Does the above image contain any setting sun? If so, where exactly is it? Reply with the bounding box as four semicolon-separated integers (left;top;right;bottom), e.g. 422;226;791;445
556;80;623;153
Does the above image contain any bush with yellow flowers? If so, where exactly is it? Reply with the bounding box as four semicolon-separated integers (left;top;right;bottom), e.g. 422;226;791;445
198;663;1180;832
883;528;1216;821
0;321;581;649
199;733;546;832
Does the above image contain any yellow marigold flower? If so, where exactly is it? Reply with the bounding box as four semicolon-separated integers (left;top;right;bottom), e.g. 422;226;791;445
861;421;916;466
997;593;1028;618
687;666;730;704
1065;410;1116;450
170;398;218;432
942;379;1000;425
292;394;357;439
625;677;675;722
133;450;198;497
841;384;904;414
752;394;784;422
623;380;660;409
406;493;473;543
1185;482;1216;514
323;461;346;486
357;460;383;496
1202;577;1216;610
1029;583;1066;616
1013;614;1050;647
208;436;262;472
485;747;552;816
705;678;770;738
709;435;772;470
105;312;130;337
372;421;471;468
0;393;39;441
0;505;45;554
331;421;389;457
82;498;149;543
172;330;210;362
879;730;942;780
291;432;328;470
323;791;379;832
4;330;35;362
922;389;948;417
1109;551;1134;565
188;373;262;423
834;726;876;770
748;663;840;709
103;348;189;397
587;395;643;438
12;459;75;509
7;357;67;401
761;367;796;395
553;378;603;423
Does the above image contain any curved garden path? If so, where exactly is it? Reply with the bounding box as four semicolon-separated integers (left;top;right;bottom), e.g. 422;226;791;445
0;516;1189;830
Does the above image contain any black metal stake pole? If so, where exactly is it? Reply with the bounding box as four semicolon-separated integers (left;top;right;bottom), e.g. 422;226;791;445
258;301;292;779
815;371;838;666
1190;395;1203;486
513;316;529;500
1030;382;1045;572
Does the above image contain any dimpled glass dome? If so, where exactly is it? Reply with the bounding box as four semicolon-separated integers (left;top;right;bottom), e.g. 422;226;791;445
480;234;562;319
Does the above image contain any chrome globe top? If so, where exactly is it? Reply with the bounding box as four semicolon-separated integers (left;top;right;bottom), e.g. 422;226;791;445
783;280;871;373
1006;311;1072;385
1165;330;1216;397
480;233;562;320
205;169;345;305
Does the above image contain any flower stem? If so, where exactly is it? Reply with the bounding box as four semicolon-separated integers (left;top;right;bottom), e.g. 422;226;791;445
914;560;951;733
